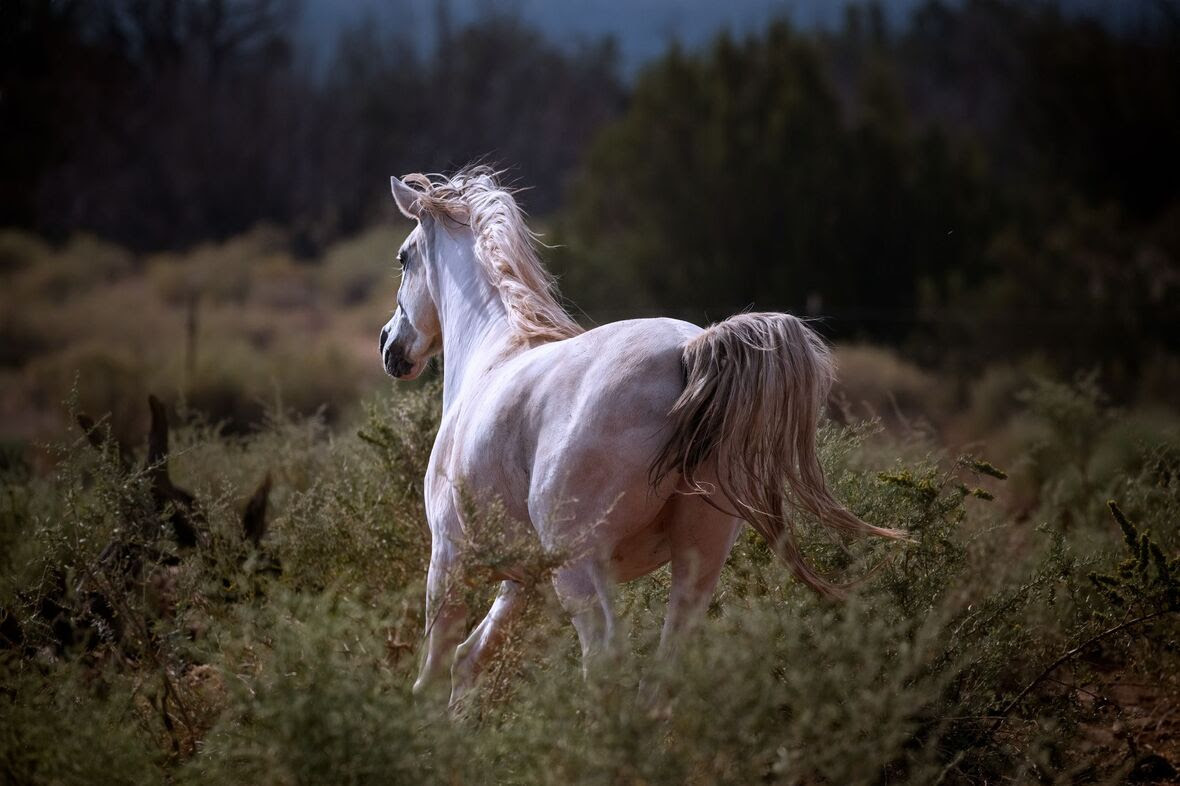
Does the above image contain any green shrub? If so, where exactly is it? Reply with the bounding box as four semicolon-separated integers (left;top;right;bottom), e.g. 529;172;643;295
1016;374;1180;530
181;591;440;786
0;659;160;785
0;379;1176;785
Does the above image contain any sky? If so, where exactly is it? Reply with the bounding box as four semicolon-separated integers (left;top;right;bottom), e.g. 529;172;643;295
299;0;922;71
298;0;1164;73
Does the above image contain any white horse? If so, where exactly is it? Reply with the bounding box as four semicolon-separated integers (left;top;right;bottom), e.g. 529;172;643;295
378;167;906;706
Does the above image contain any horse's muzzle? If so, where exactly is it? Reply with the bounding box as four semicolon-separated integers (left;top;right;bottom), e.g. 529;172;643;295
383;343;414;378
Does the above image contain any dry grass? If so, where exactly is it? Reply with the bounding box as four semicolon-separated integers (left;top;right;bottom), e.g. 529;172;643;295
0;225;408;446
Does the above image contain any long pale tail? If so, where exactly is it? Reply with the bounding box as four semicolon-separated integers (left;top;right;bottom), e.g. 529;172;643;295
650;312;907;597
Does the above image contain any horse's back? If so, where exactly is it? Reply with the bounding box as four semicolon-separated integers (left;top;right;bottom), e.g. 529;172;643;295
529;317;699;443
534;316;698;407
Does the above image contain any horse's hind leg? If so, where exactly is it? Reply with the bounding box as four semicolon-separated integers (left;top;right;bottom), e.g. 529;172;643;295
449;579;528;708
659;493;743;657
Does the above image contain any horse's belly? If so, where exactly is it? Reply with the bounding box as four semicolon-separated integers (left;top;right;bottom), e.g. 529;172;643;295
609;522;671;582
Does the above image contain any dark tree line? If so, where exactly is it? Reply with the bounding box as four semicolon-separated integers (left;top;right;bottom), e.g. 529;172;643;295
1;0;624;251
553;0;1180;381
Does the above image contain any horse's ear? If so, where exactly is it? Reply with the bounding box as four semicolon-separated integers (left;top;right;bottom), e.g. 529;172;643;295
390;176;423;220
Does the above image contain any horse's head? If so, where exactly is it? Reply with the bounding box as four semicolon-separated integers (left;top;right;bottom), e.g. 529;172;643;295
379;177;443;380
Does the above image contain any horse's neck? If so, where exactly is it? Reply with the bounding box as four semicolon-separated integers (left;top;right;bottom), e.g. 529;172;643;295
436;241;515;411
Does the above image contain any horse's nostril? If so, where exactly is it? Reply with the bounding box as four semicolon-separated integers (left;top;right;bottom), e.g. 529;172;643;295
379;326;390;352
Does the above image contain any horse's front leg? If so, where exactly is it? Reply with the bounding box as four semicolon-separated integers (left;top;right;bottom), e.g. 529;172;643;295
552;558;615;675
413;541;468;696
449;579;528;709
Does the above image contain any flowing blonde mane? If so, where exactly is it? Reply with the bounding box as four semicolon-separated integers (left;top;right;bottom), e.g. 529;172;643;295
402;166;583;344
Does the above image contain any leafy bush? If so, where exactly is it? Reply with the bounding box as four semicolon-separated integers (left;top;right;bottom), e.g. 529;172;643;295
1013;374;1180;530
0;660;160;785
1;377;1177;785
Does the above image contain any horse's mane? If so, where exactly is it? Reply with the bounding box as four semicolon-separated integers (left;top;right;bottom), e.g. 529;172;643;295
402;166;583;345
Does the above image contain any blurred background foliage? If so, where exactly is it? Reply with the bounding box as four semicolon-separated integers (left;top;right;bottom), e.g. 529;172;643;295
1;0;1177;445
553;2;1179;373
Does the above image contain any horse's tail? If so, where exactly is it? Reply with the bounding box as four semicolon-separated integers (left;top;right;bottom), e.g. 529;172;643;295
650;312;908;598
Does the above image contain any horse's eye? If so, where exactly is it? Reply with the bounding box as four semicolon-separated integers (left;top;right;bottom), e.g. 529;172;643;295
397;251;407;269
